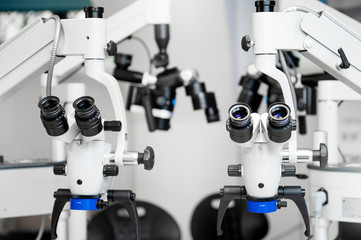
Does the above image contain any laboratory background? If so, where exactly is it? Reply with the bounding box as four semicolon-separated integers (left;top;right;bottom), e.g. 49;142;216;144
0;0;361;239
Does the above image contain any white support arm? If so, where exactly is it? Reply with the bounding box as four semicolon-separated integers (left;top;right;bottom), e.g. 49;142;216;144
0;0;171;101
53;0;171;84
0;18;60;102
252;0;361;95
251;0;361;162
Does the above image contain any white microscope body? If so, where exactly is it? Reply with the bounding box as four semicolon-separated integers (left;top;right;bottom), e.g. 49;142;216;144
0;1;171;239
224;0;361;239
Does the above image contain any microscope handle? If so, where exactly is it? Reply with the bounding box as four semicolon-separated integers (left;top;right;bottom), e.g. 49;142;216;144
278;186;310;237
140;92;157;131
217;186;245;236
298;115;307;134
113;68;143;84
51;189;71;240
108;190;141;240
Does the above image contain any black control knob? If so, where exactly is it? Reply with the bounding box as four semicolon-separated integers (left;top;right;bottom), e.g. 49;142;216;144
84;6;104;18
277;200;287;209
228;164;242;177
106;40;117;56
313;143;328;168
53;164;66;176
96;199;110;209
138;146;155;170
241;35;254;52
104;121;122;132
103;164;119;177
282;164;296;177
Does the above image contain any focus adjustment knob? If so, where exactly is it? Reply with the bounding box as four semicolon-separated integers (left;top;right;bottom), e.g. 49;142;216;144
228;164;242;177
53;164;66;176
106;41;118;56
281;164;296;177
104;121;122;132
241;35;254;52
103;164;119;177
313;143;328;168
138;146;155;170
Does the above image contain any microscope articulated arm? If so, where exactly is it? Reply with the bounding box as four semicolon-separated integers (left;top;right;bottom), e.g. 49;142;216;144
53;0;171;84
0;0;171;101
252;0;361;94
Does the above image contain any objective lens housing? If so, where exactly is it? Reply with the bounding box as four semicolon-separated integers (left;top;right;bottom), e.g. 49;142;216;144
73;96;103;137
38;96;68;136
267;103;293;143
226;103;253;143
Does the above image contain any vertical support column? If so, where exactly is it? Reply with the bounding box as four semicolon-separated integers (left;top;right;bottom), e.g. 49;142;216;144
69;210;87;240
316;218;331;240
57;208;70;240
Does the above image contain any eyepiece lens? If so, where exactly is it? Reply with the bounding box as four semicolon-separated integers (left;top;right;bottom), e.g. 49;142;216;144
268;103;291;128
232;107;249;120
270;106;288;120
229;104;251;128
76;99;92;110
42;99;57;110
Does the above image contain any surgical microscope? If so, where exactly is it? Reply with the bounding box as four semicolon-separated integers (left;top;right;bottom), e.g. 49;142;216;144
112;26;219;132
217;0;361;238
0;1;179;239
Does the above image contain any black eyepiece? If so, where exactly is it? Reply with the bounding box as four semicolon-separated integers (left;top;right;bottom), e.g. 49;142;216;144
73;96;103;137
226;103;253;143
38;96;68;136
267;103;294;143
229;104;251;128
268;103;291;127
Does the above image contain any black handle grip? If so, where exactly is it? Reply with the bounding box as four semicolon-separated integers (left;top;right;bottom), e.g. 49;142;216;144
217;186;245;236
278;186;310;237
114;68;143;84
108;190;141;240
140;91;157;132
298;116;307;134
51;189;71;240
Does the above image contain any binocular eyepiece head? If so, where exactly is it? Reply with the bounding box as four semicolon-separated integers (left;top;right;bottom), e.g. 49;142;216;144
38;96;69;136
226;102;295;144
226;103;253;143
39;96;104;138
